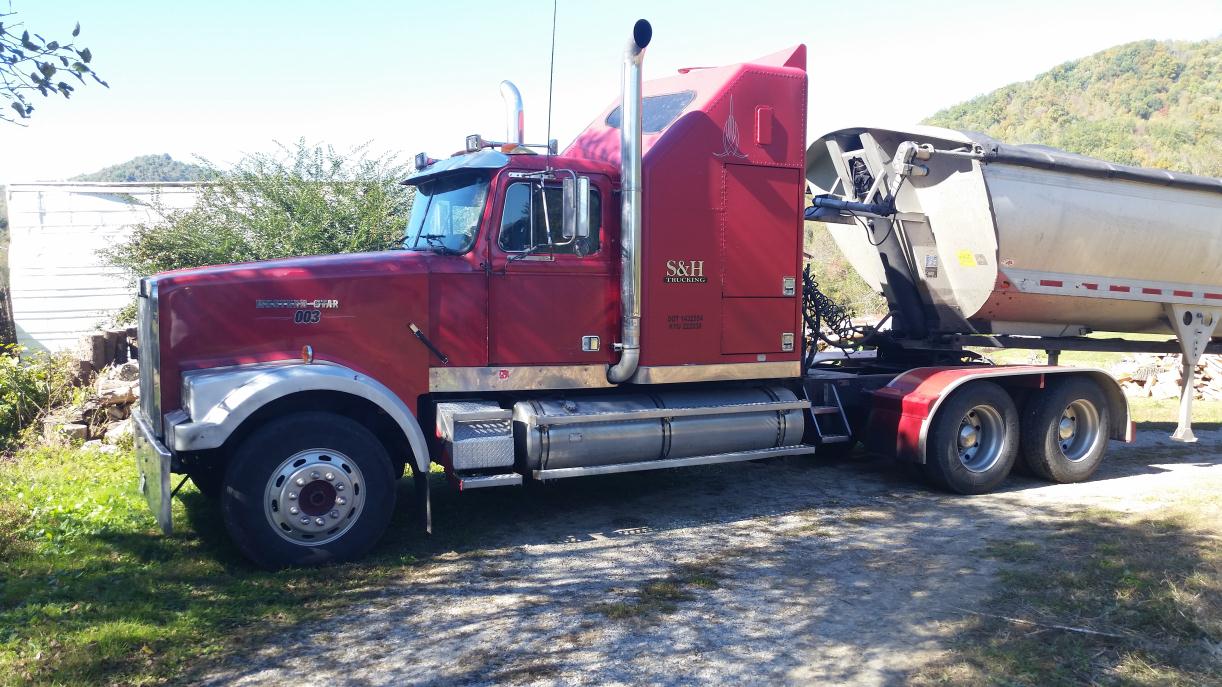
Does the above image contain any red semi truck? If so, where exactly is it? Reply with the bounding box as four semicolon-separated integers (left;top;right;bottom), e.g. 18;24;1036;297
134;20;1222;567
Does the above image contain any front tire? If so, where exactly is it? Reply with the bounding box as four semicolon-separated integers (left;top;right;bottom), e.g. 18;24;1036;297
923;381;1019;494
221;411;396;568
1020;376;1109;483
186;461;225;499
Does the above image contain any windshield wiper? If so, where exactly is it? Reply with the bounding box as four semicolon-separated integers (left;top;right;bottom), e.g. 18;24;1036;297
415;233;460;255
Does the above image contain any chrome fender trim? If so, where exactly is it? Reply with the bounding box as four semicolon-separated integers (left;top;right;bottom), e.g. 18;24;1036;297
169;361;431;472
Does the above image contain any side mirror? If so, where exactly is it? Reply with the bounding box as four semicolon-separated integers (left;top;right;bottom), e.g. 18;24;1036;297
562;177;577;240
562;176;592;241
576;176;590;238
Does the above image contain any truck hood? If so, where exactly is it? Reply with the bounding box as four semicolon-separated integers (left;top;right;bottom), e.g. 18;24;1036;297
149;250;436;415
152;250;433;288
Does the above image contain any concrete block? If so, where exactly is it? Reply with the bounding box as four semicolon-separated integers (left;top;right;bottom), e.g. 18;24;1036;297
86;332;107;371
107;329;128;364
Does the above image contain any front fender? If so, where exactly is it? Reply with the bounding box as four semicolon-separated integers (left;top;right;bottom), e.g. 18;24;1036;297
167;360;430;473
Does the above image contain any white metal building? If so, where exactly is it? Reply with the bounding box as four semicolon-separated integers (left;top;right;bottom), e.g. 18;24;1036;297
4;182;204;351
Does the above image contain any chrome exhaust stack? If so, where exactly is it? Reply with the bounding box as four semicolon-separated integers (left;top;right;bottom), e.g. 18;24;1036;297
607;19;652;384
499;80;524;146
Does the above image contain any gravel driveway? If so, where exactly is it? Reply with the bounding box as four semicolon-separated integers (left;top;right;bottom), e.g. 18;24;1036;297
195;429;1221;686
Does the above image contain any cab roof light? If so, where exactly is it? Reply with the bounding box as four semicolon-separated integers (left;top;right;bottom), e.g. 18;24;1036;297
414;152;435;170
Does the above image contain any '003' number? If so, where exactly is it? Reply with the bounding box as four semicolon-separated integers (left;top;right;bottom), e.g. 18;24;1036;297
293;309;322;324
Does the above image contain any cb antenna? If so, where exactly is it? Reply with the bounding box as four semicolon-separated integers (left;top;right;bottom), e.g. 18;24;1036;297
545;0;557;171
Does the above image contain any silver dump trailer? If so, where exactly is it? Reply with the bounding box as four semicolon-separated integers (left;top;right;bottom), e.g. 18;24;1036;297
805;126;1222;440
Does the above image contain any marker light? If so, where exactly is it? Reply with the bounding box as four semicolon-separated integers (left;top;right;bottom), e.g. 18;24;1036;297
414;152;433;169
465;134;484;152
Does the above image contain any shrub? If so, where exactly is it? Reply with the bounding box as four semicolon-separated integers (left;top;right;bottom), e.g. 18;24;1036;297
0;346;81;450
102;140;413;285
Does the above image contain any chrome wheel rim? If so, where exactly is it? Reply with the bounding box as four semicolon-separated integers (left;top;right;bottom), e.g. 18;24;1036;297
264;449;363;546
957;405;1005;473
1057;399;1101;462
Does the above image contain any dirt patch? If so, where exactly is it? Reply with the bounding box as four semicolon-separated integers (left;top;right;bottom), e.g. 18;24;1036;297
193;430;1221;686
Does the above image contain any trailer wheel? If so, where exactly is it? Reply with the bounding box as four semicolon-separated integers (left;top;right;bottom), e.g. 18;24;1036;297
923;381;1019;494
1020;377;1109;483
221;411;396;568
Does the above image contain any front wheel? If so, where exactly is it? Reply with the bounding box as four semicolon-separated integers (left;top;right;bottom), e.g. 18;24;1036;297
221;411;397;568
1020;376;1109;483
923;381;1019;494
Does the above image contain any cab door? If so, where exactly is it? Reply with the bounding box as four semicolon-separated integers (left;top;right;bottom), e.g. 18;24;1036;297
487;174;617;366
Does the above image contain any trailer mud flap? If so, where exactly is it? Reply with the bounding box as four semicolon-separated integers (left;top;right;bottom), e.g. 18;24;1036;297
134;409;173;535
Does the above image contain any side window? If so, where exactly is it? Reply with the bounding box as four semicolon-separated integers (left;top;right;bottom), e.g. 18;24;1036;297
498;182;602;256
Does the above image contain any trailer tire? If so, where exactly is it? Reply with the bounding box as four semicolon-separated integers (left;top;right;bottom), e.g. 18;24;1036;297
923;381;1019;495
1020;377;1109;483
221;411;396;569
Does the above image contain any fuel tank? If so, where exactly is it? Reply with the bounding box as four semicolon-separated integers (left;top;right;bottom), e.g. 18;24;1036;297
513;386;805;471
805;126;1222;337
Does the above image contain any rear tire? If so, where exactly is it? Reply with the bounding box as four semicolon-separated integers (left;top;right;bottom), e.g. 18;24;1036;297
221;411;396;568
923;381;1019;494
1020;376;1109;483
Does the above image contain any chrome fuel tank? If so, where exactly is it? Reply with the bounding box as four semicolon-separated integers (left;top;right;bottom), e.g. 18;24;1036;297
513;386;805;471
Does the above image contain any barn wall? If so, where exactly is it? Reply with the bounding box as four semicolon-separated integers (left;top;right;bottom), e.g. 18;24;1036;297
5;183;203;352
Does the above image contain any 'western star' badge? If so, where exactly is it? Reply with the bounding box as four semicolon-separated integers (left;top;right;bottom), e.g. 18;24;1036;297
256;299;340;309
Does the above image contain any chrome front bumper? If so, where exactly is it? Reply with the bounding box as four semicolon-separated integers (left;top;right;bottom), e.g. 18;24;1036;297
134;407;173;535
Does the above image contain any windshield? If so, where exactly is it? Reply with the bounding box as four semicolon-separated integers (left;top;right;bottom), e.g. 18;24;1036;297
403;174;490;254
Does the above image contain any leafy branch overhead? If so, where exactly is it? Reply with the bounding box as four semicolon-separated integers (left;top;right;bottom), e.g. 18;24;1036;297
0;10;107;123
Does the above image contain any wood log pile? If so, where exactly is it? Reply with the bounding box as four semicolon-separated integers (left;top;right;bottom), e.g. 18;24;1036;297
42;360;140;449
1111;353;1222;400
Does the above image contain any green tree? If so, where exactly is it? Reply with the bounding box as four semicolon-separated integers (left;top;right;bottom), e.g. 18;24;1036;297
925;38;1222;176
1;8;107;123
73;154;212;182
103;141;413;295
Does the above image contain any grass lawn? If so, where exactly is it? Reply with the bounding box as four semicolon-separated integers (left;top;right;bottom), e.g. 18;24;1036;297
0;446;437;686
1;395;1218;685
914;482;1221;686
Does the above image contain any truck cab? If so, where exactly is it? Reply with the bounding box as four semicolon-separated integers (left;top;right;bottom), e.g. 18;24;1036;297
399;149;620;373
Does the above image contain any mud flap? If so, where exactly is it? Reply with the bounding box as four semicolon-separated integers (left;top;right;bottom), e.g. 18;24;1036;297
414;468;432;535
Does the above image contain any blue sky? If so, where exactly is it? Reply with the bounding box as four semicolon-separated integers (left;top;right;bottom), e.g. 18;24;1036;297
2;0;1220;182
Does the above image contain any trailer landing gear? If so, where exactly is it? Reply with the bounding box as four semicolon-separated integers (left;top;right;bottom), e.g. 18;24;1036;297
1166;304;1222;443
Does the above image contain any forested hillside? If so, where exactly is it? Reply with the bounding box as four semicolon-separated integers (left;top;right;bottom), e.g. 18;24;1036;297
72;154;211;182
925;38;1222;176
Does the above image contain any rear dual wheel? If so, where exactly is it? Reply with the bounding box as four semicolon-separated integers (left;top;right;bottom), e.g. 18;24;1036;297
923;381;1019;494
923;377;1110;494
1020;377;1109;483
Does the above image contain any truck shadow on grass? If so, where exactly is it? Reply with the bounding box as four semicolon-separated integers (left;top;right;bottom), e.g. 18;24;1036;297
172;432;1219;686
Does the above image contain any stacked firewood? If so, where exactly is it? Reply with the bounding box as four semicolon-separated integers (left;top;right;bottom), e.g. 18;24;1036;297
42;360;140;448
1111;354;1222;400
